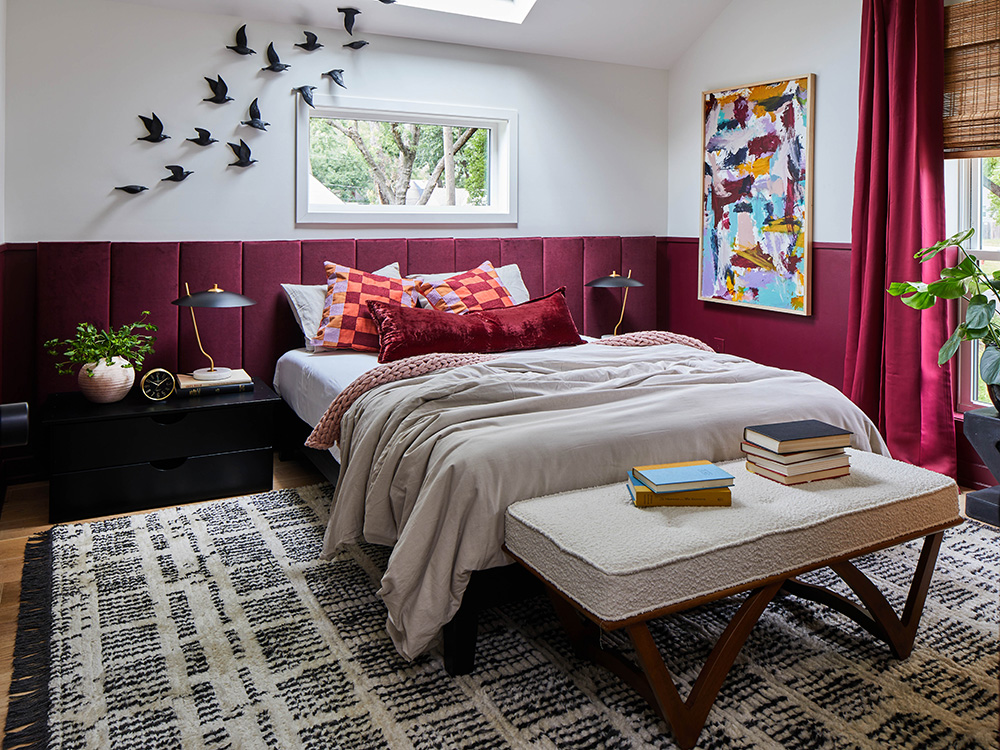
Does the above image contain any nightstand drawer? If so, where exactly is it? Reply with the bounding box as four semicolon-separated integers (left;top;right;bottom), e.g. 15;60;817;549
49;448;273;522
49;403;274;473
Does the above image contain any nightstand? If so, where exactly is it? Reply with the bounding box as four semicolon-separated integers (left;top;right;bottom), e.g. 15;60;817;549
42;381;281;522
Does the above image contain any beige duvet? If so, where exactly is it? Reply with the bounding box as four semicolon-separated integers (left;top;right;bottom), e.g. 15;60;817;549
321;342;889;660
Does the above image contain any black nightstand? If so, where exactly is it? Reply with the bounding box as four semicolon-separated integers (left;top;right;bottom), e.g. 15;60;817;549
42;381;281;522
961;407;1000;527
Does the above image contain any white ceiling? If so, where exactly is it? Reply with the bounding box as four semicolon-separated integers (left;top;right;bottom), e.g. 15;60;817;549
109;0;733;70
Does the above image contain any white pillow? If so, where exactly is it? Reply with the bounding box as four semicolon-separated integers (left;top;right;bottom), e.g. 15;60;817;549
407;263;531;308
282;262;400;350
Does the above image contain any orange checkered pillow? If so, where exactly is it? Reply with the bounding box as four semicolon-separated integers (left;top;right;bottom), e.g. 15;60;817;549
413;261;515;314
311;263;419;352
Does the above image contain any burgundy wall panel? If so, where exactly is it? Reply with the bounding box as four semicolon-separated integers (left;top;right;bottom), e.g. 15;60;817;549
178;242;243;376
37;242;112;398
583;237;623;337
502;238;544;300
621;237;658;333
407;238;455;275
1;244;38;404
110;243;180;376
456;238;501;274
301;239;356;284
541;238;583;333
243;241;303;383
358;239;408;275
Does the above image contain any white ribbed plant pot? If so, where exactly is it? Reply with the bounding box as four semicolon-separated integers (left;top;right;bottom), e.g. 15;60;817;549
77;357;135;403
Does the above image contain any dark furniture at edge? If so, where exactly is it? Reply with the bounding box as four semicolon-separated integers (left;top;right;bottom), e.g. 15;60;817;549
960;407;1000;526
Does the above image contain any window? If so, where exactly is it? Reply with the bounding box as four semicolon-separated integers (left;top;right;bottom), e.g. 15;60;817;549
296;97;517;225
950;156;1000;411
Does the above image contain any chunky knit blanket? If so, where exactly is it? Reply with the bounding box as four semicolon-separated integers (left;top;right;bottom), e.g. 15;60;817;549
305;331;713;449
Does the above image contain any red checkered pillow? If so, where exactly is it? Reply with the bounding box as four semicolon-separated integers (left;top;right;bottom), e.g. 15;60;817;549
311;263;419;352
414;261;515;314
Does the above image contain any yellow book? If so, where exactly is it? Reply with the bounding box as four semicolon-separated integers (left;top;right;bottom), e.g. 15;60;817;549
627;473;732;507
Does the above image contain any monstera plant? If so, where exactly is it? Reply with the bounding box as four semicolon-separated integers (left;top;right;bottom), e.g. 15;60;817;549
889;227;1000;392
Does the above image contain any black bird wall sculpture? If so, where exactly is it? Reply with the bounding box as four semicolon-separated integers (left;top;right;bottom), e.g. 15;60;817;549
161;165;193;182
344;40;369;50
295;31;323;51
186;128;218;146
339;8;361;35
294;85;317;107
227;140;257;168
227;24;255;55
241;98;270;131
324;69;347;89
203;76;233;104
115;185;148;194
137;113;169;142
377;0;396;4
261;43;291;72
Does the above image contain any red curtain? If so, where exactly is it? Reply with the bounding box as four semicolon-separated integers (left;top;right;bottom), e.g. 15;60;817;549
843;0;956;476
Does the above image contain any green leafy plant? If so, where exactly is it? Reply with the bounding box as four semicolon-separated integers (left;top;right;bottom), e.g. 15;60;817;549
45;312;157;377
889;228;1000;383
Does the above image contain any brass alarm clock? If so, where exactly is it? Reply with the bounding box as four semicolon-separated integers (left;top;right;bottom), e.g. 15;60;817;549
140;368;176;401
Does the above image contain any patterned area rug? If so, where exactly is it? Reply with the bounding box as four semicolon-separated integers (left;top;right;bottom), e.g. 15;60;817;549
5;485;998;749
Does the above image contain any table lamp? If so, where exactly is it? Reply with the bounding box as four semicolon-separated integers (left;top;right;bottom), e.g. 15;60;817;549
585;270;644;336
172;283;256;380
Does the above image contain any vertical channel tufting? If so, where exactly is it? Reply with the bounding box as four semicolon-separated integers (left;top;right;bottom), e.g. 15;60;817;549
456;238;501;274
2;244;38;405
358;239;408;275
242;241;303;385
501;237;544;301
37;242;112;399
583;237;623;337
621;237;657;333
406;238;456;275
110;243;180;376
301;239;356;284
541;238;584;333
178;242;243;376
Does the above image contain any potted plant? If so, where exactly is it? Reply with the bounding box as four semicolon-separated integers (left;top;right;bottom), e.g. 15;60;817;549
45;313;157;403
889;227;1000;408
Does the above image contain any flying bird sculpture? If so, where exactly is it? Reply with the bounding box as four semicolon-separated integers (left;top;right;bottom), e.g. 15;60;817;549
227;140;257;168
241;98;269;131
261;42;290;72
227;24;255;55
323;69;347;89
137;113;169;142
203;76;233;104
295;31;323;51
343;40;369;50
339;8;361;35
161;165;192;182
115;185;148;194
293;85;317;107
186;128;218;146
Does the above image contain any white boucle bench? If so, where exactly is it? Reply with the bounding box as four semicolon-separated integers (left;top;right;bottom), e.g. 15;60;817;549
504;450;961;750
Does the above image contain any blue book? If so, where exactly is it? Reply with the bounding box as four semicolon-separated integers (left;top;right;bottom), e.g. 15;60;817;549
632;460;735;493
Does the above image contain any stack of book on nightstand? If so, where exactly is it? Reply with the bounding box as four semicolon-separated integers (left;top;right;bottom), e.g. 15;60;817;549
176;368;254;397
626;460;735;507
742;419;853;485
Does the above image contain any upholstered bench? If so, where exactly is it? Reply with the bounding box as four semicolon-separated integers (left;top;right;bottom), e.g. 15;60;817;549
504;449;961;750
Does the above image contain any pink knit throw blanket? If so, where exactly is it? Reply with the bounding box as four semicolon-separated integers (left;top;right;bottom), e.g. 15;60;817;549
304;330;714;449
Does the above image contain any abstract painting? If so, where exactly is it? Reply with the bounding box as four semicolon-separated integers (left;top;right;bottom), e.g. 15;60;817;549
699;75;815;315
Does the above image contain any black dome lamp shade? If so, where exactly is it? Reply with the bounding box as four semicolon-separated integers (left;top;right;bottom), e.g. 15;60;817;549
172;283;256;380
584;270;643;336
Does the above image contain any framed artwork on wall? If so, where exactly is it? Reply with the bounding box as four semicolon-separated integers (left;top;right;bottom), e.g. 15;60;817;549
699;74;815;315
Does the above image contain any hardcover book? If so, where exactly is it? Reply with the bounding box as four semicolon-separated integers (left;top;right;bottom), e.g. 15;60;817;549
632;460;735;493
627;474;732;507
746;453;850;476
740;441;846;465
743;419;852;454
176;368;253;390
746;460;850;485
175;381;255;398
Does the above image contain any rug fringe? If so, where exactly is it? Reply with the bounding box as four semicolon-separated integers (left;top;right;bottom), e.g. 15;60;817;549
3;530;53;750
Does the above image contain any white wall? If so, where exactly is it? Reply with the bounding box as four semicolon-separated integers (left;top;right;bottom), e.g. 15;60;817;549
3;0;670;242
666;0;862;243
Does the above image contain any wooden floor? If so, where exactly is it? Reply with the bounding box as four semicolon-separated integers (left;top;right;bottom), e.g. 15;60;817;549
0;454;326;745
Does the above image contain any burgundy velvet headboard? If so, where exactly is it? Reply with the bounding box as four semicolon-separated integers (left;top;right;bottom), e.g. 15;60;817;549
3;236;658;404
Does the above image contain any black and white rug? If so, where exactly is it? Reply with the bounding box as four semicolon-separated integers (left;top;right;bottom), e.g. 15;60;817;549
5;485;998;749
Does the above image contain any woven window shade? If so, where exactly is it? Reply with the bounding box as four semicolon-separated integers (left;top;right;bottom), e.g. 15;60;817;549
944;0;1000;156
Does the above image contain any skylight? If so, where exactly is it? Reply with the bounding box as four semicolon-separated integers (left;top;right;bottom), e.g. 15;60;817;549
393;0;537;24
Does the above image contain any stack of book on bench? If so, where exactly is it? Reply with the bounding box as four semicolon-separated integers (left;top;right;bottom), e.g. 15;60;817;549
627;460;735;507
742;419;853;485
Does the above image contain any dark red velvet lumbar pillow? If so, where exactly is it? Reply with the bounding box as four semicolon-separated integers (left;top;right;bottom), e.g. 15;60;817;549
367;287;584;363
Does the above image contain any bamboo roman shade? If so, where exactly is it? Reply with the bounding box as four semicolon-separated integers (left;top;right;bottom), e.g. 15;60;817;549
944;0;1000;156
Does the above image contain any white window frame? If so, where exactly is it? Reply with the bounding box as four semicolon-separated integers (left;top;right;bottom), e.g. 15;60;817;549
296;96;518;226
950;157;1000;412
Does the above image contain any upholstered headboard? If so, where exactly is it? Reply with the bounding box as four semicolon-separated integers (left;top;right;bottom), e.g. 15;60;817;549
5;236;657;403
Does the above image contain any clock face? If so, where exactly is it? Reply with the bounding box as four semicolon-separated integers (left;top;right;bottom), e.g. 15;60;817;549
141;369;175;401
